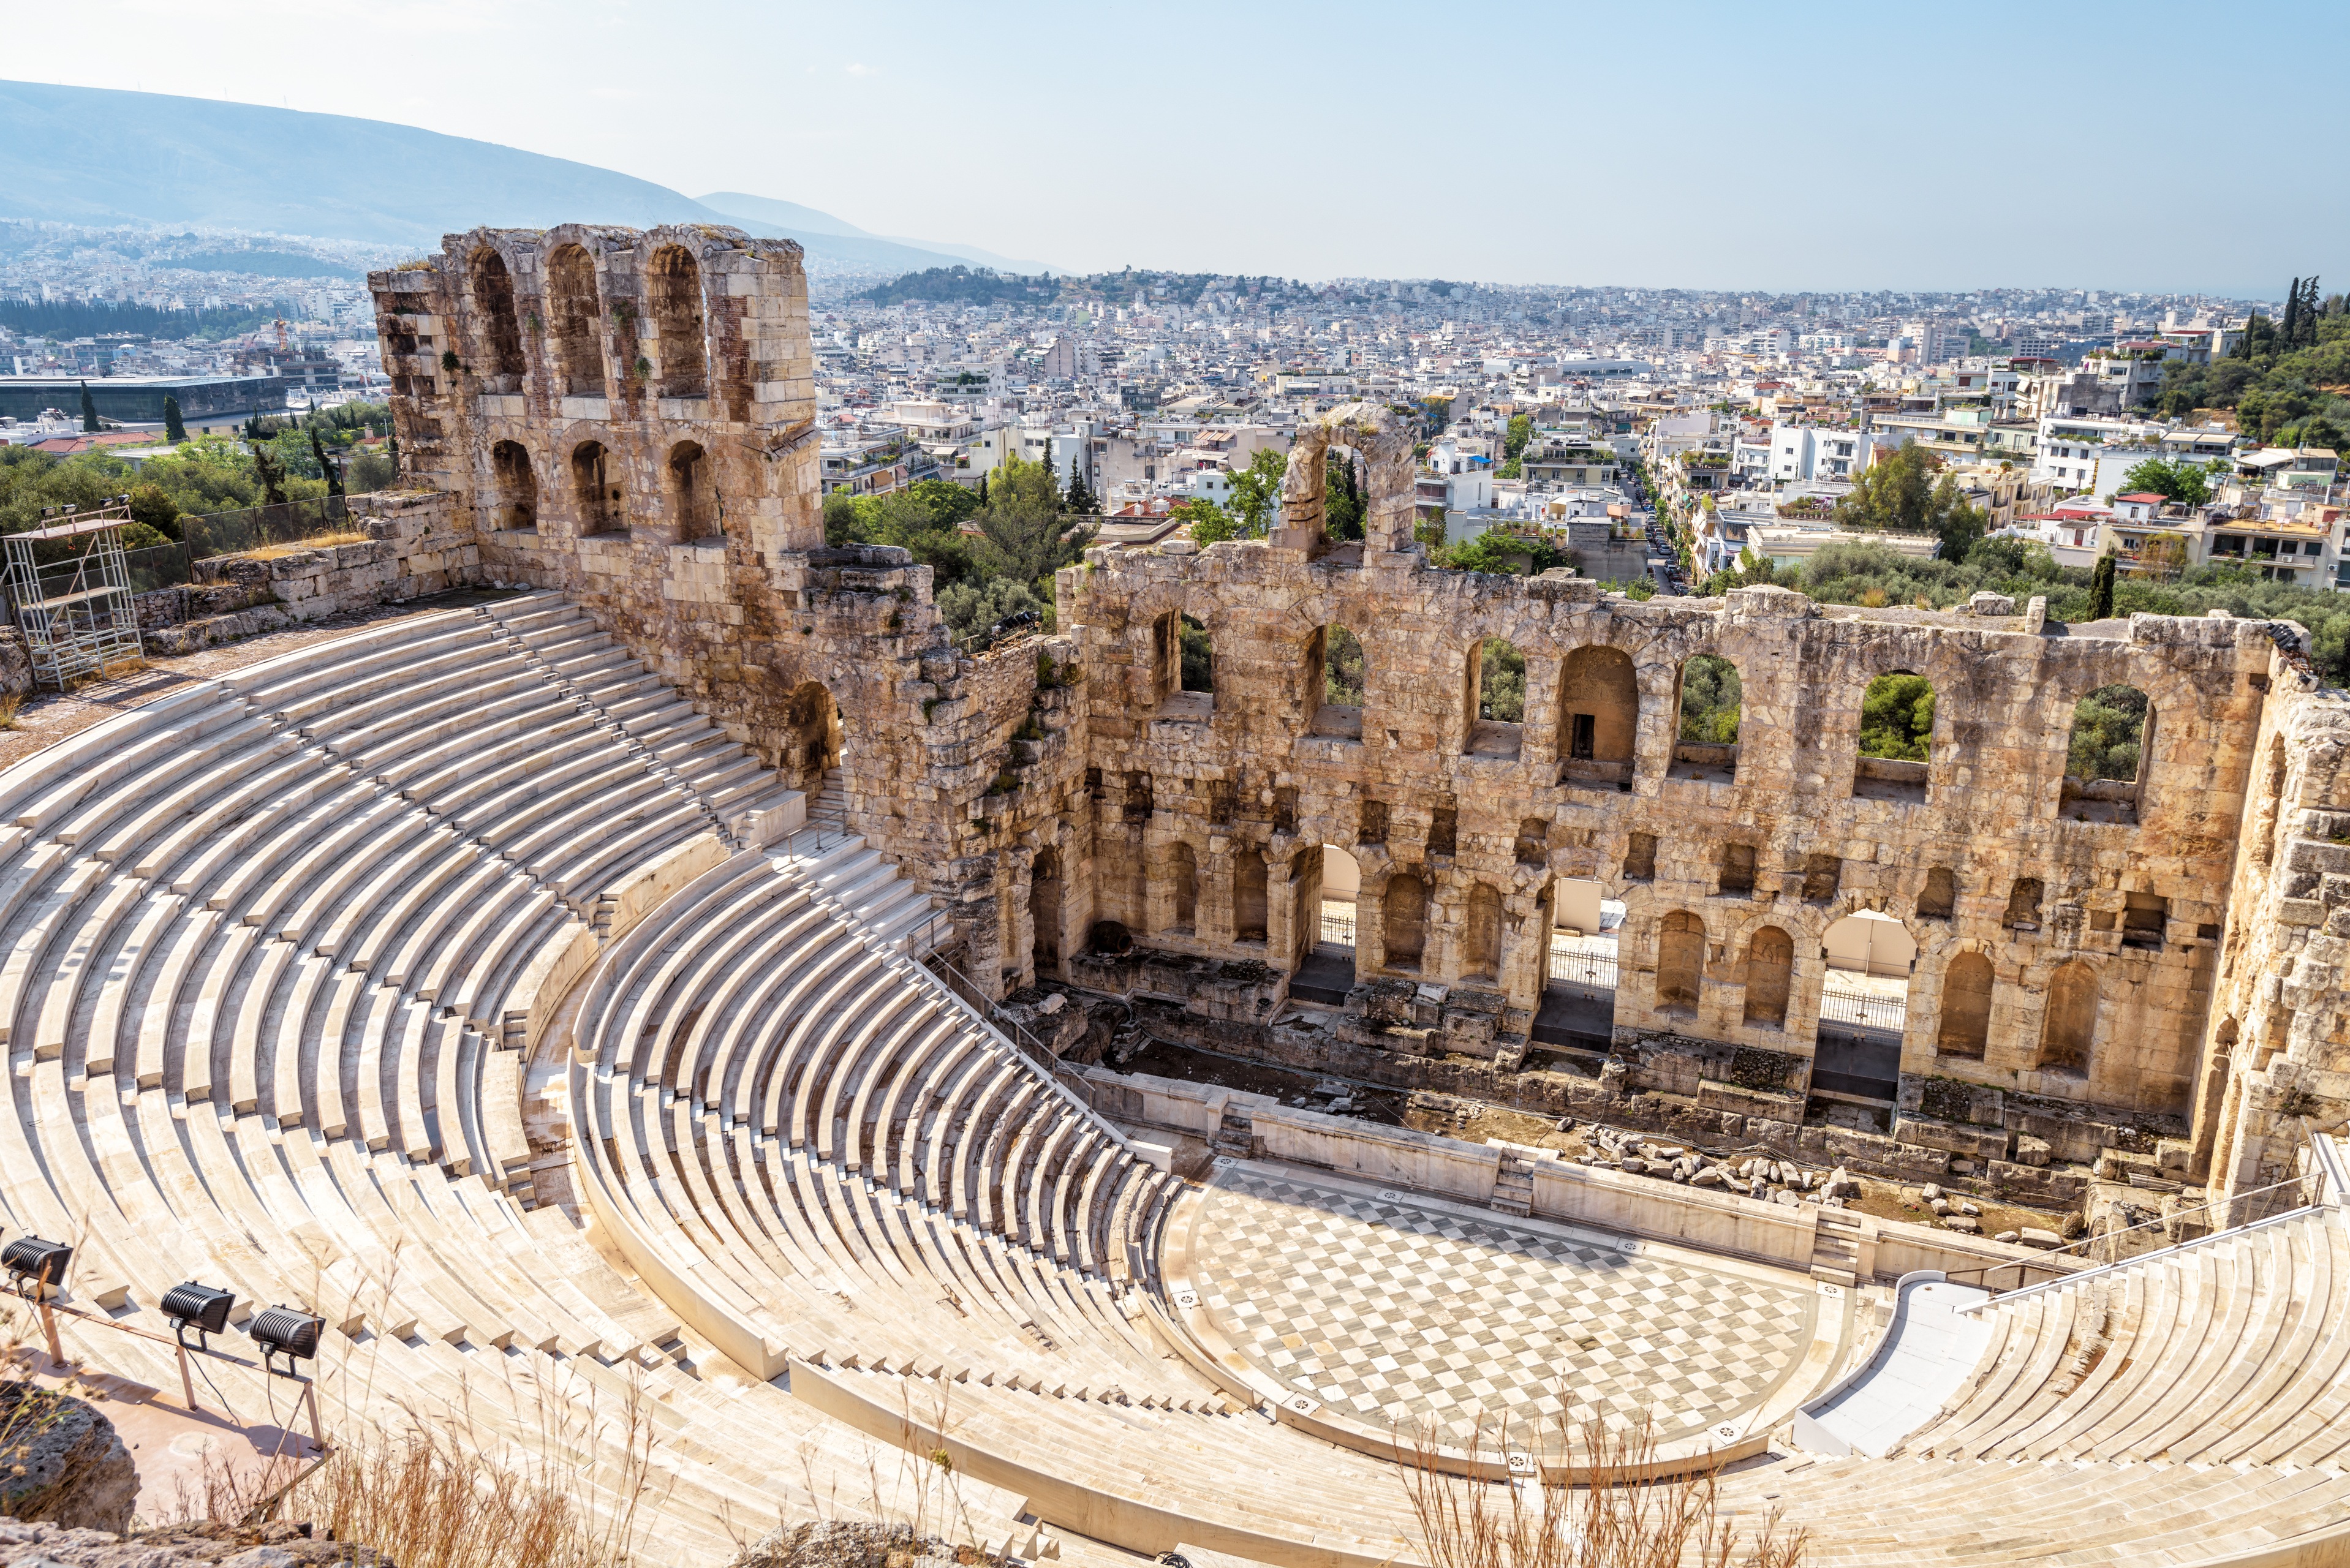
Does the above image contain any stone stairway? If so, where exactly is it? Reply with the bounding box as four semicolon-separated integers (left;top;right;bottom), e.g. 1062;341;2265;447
1211;1099;1255;1158
1490;1149;1535;1216
1812;1207;1864;1286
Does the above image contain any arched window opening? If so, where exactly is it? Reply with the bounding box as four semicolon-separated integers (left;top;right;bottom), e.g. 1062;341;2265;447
1291;844;1358;1005
1854;670;1934;804
1741;926;1794;1027
1181;614;1214;693
469;248;525;385
1234;853;1269;944
1558;646;1636;791
1936;951;1993;1059
1383;871;1427;972
780;681;841;792
2062;684;2152;823
489;440;536;532
1535;876;1618;1055
1307;624;1367;739
668;440;717;543
570;440;625;537
1032;851;1063;971
1655;910;1704;1014
1463;883;1505;981
2003;877;2044;931
1671;654;1742;782
1464;637;1526;759
1819;910;1915;1099
1917;865;1957;921
1168;843;1198;935
648;244;708;399
2038;960;2099;1076
545;244;605;398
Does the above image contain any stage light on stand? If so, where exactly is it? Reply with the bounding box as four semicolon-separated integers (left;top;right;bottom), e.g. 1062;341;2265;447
250;1305;323;1379
162;1281;235;1351
2;1237;70;1300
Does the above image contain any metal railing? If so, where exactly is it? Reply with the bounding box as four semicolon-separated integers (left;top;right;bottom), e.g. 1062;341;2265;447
1548;940;1618;989
1318;900;1356;948
183;496;352;560
1821;973;1906;1033
1951;1182;2322;1306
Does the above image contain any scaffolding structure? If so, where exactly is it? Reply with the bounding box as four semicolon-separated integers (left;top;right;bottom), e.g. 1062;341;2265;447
3;497;145;690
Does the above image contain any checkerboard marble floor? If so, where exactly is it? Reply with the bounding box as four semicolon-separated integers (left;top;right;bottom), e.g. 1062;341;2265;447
1190;1166;1816;1447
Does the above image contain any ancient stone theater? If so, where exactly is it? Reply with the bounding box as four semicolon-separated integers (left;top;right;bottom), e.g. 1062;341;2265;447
4;223;2349;1564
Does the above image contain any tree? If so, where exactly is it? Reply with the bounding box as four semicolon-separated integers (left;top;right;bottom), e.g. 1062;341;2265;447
252;447;289;507
977;470;988;507
2068;684;2148;781
2118;454;2215;507
126;483;181;541
1222;446;1286;537
1064;457;1098;516
935;576;1044;639
1503;414;1532;461
1326;451;1364;541
162;394;186;445
2088;552;2117;620
78;382;97;434
1437;527;1573;576
1833;441;1985;560
971;453;1090;590
1859;673;1935;760
1171;495;1236;545
310;428;344;498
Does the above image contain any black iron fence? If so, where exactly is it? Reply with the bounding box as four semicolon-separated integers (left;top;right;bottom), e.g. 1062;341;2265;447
81;498;359;601
1821;973;1906;1033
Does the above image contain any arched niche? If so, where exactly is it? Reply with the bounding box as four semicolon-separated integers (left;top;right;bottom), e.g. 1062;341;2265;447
545;243;605;398
1656;910;1704;1014
648;244;708;399
1742;925;1794;1027
489;440;536;532
1234;851;1268;944
1169;842;1199;935
2038;959;2099;1077
1937;950;1993;1059
1669;653;1741;782
1558;646;1636;790
668;440;717;543
570;440;625;537
469;247;525;386
1383;870;1427;972
1464;637;1525;759
1032;850;1064;973
779;680;842;791
1462;883;1505;980
1854;669;1935;804
2061;683;2152;824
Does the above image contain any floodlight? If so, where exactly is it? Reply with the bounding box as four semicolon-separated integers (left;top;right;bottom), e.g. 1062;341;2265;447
1;1237;70;1298
162;1281;235;1349
251;1305;325;1378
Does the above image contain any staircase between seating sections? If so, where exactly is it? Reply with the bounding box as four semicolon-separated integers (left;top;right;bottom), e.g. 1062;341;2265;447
1490;1149;1535;1216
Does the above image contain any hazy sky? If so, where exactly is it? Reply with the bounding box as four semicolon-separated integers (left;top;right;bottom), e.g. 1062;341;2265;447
13;0;2341;293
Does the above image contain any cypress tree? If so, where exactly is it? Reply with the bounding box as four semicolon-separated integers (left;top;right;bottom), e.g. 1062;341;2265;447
162;394;186;444
2088;552;2117;621
2282;278;2302;350
311;428;344;497
978;470;988;506
79;382;98;433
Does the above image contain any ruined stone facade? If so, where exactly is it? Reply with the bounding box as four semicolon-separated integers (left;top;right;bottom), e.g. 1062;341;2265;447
371;228;2350;1208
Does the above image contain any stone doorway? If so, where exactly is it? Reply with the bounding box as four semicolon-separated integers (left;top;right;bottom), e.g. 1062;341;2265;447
1291;843;1359;1006
1534;876;1618;1055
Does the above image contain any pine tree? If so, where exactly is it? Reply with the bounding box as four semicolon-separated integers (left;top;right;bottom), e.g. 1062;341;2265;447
78;382;97;433
2089;552;2117;621
162;394;186;445
1065;457;1098;516
311;428;344;498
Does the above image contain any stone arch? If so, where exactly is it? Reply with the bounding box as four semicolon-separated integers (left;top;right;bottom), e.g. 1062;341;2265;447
489;439;536;532
648;244;708;399
1277;402;1416;554
1657;910;1704;1014
570;439;625;536
2038;959;2099;1076
1742;925;1794;1027
1170;842;1198;934
469;247;525;385
779;680;842;791
2062;682;2152;823
1936;949;1994;1058
1671;652;1742;781
1032;849;1064;973
668;439;717;543
1558;645;1637;786
1383;870;1428;971
1463;883;1505;980
1234;850;1268;943
545;243;605;398
1465;636;1526;758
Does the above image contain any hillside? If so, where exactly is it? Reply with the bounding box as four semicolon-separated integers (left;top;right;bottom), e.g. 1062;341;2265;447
0;80;975;275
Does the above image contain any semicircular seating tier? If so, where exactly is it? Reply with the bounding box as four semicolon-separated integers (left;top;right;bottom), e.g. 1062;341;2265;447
0;594;1057;1563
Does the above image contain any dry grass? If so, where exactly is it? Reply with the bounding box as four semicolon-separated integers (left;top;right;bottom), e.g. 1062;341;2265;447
1400;1409;1806;1568
240;532;368;560
0;694;21;731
